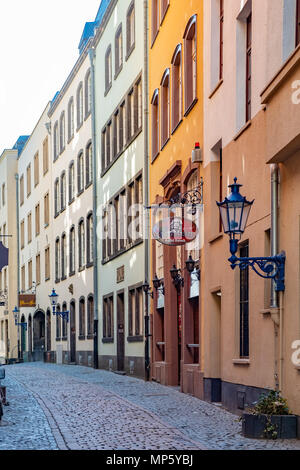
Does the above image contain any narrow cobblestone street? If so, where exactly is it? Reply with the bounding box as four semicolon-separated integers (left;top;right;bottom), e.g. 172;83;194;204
0;363;300;450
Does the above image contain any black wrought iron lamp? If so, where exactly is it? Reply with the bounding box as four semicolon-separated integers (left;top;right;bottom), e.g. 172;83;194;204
217;178;285;292
142;280;153;298
186;255;200;280
49;289;69;322
170;265;184;290
153;274;165;295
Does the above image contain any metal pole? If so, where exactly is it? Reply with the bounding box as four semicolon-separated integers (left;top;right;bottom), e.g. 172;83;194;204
88;45;99;369
270;164;279;309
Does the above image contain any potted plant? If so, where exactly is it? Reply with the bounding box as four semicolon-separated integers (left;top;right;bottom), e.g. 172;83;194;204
242;390;297;439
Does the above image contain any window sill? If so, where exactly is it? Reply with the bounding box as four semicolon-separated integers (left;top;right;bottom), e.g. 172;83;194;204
78;335;86;341
171;119;183;136
76;122;83;133
68;198;75;206
127;335;144;343
67;135;74;145
87;334;94;340
85;181;92;190
232;359;250;366
45;277;50;282
151;151;160;164
56;338;61;342
61;276;67;282
59;147;65;156
151;30;159;48
84;111;91;122
55;279;60;285
209;79;224;100
114;64;123;81
184;98;198;117
44;223;49;229
102;338;114;344
104;83;112;97
77;189;84;197
62;337;68;342
160;4;170;26
233;120;252;142
160;137;170;152
78;266;86;273
43;170;49;177
209;232;223;244
86;261;94;269
69;271;75;278
125;44;135;62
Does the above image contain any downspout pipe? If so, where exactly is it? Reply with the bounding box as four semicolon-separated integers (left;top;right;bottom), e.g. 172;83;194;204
144;0;150;381
270;164;279;309
15;173;20;360
88;46;99;369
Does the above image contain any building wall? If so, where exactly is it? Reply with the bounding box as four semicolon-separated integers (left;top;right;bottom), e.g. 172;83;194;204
94;0;147;378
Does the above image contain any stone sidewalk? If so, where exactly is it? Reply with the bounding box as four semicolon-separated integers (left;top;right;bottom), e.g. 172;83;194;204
1;362;300;450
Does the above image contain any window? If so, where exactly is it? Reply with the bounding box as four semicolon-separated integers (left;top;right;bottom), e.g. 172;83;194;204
137;79;143;130
53;122;59;161
27;212;32;244
34;152;39;187
85;70;92;117
151;89;159;159
77;83;83;129
69;226;75;275
77;152;84;194
161;0;169;22
28;259;32;290
115;25;123;76
220;0;224;80
128;286;143;337
35;203;40;236
1;184;4;206
87;296;94;338
183;15;197;113
43;137;49;175
297;0;300;47
21;265;25;292
79;298;85;339
26;164;31;197
60;172;66;211
44;192;49;226
62;303;68;339
55;238;60;282
239;243;249;359
20;175;24;206
128;89;135;139
45;246;50;281
61;233;67;279
171;45;182;131
59;112;65;153
151;0;159;42
126;1;135;57
68;98;74;141
36;254;41;286
20;220;25;249
105;46;112;94
246;13;252;123
103;295;114;340
86;142;93;186
54;178;60;216
87;212;93;265
78;219;85;269
56;305;61;340
161;69;170;147
69;161;75;203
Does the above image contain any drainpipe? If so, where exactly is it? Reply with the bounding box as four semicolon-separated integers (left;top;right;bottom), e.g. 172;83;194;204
144;0;150;381
15;173;20;361
88;46;99;369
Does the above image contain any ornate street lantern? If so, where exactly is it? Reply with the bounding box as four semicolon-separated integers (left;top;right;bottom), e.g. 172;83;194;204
49;289;69;322
170;264;184;289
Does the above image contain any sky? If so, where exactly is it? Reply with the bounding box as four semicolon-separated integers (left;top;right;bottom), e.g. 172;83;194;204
0;0;101;152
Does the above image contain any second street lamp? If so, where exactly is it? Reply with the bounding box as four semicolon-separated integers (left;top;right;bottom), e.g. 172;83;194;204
217;178;285;292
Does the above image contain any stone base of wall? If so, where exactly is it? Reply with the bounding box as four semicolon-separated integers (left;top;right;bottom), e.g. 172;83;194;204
98;355;145;379
182;364;204;400
221;380;271;415
76;351;94;368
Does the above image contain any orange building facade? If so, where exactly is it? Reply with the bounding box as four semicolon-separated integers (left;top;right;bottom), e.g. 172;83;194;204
149;0;204;396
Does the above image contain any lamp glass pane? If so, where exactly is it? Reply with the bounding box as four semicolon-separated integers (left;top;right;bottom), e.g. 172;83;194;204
240;202;252;233
228;202;243;233
219;205;230;233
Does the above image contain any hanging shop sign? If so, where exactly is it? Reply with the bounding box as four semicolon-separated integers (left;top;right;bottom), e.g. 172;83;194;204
0;242;9;272
19;295;36;308
153;217;198;246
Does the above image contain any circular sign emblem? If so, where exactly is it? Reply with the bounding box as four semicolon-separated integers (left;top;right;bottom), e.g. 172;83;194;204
152;217;198;246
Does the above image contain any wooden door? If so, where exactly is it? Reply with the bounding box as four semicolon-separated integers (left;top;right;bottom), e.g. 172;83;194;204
117;293;125;371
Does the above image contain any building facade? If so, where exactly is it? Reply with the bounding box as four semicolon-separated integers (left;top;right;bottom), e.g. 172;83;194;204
94;0;148;378
148;0;204;394
203;0;300;414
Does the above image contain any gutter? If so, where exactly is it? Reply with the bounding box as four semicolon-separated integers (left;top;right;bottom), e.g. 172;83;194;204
88;46;99;369
15;173;20;360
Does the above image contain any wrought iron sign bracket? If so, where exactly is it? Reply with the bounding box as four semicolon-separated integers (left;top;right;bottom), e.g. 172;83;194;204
15;320;27;332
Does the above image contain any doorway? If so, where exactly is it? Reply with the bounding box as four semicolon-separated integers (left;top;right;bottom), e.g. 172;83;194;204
117;292;125;372
177;292;182;385
21;315;26;357
46;309;51;352
70;301;76;363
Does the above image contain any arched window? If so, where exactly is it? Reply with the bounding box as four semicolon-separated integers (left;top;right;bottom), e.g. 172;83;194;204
77;151;84;194
69;226;75;275
62;302;68;339
85;142;93;186
183;15;197;113
85;69;92;117
160;69;170;148
126;1;135;57
87;212;93;265
105;46;112;94
78;219;85;269
60;171;66;211
115;25;123;76
55;237;60;282
59;112;65;153
56;304;61;340
68;97;74;141
77;83;83;128
69;161;75;203
151;89;159;160
54;178;60;216
87;295;94;338
79;297;85;338
53;122;59;161
151;0;159;43
171;44;182;131
61;233;67;279
161;0;169;21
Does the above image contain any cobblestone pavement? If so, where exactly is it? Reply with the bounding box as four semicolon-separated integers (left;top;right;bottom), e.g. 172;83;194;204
2;362;300;450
